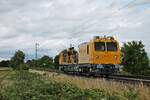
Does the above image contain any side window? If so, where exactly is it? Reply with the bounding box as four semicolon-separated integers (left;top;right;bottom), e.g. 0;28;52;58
87;45;89;54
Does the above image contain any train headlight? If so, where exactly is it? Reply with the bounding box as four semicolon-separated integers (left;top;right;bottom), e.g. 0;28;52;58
114;55;117;59
96;55;99;59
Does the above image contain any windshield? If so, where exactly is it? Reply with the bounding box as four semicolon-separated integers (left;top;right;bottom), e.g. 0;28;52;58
106;42;117;51
95;42;105;51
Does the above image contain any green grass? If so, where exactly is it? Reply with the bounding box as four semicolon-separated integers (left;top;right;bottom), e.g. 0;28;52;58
0;70;144;100
31;70;150;100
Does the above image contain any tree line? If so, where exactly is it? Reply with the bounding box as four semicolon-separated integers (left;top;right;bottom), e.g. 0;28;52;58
0;41;149;75
0;50;59;70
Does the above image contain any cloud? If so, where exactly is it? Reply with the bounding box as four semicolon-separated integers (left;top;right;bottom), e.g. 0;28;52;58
0;0;150;60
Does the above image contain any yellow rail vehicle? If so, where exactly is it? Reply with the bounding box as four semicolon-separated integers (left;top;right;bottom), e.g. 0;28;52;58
79;37;120;64
59;47;78;71
78;36;121;74
59;36;121;75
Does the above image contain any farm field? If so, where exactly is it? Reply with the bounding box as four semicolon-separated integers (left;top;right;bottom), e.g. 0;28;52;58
0;69;150;100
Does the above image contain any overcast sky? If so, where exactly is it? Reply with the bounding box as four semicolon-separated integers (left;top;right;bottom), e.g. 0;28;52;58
0;0;150;60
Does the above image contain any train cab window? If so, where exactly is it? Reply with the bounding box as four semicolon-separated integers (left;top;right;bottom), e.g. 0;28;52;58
106;42;117;51
95;42;105;51
87;45;89;54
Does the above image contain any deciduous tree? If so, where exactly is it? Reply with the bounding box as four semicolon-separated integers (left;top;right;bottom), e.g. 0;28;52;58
10;50;25;69
121;41;149;75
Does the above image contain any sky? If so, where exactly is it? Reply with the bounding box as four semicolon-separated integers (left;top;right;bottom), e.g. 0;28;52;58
0;0;150;61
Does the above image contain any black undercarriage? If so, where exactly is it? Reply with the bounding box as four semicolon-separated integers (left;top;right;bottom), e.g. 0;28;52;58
59;64;120;76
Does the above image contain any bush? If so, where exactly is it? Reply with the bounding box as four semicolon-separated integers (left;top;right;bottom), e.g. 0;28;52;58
0;71;83;100
19;64;29;70
14;64;29;70
0;60;10;67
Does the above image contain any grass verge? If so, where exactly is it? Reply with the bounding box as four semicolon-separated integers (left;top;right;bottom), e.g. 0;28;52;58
0;70;149;100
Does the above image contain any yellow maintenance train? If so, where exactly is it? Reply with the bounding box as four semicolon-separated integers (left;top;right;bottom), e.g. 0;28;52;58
59;36;121;75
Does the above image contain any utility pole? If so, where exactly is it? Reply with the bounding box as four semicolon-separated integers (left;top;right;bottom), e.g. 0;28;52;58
35;43;39;67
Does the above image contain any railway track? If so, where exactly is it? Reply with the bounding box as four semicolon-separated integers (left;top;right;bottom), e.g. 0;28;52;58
30;68;150;86
107;75;150;86
61;72;150;86
111;74;150;80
